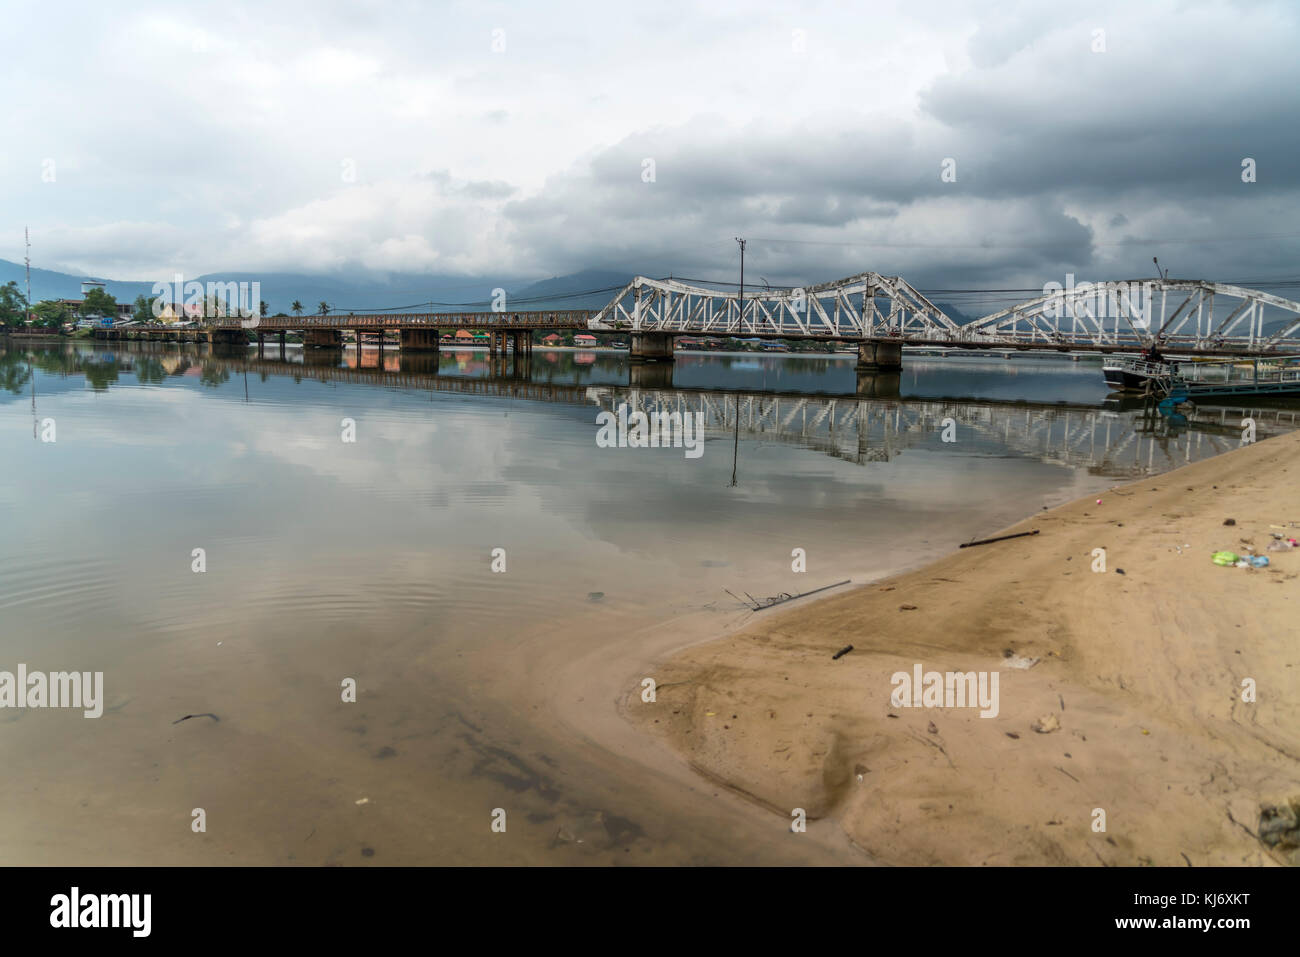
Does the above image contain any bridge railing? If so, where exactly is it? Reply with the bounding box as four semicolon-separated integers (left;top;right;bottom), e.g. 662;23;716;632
194;275;1300;355
203;311;596;330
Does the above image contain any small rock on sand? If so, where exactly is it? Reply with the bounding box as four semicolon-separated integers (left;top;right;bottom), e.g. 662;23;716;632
1005;655;1040;670
1031;714;1061;734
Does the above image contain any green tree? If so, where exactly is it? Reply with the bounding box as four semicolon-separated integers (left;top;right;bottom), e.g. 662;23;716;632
291;300;304;316
0;281;29;326
317;301;331;316
133;294;161;324
259;300;270;319
30;300;70;328
81;287;119;319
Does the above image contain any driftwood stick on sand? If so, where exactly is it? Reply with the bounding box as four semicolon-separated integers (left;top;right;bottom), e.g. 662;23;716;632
958;529;1040;549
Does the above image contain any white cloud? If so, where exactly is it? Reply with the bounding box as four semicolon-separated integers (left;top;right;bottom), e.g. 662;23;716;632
3;0;1298;290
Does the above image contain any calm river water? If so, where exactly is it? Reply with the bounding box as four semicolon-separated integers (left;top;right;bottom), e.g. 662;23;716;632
2;341;1296;864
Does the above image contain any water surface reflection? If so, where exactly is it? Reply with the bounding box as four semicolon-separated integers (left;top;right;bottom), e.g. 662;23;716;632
2;341;1296;864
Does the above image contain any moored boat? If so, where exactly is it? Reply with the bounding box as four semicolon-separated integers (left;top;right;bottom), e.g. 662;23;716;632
1102;356;1177;392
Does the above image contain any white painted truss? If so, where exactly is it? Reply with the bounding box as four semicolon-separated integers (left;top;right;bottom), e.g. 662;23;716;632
587;273;961;340
965;279;1300;353
589;275;1300;354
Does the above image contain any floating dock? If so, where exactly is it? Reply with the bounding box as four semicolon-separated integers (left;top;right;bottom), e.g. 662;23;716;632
1105;356;1300;399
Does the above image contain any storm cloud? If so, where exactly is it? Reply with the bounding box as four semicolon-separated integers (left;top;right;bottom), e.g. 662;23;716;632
4;0;1298;297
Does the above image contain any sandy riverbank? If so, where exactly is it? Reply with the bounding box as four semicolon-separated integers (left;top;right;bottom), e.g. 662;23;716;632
627;429;1300;865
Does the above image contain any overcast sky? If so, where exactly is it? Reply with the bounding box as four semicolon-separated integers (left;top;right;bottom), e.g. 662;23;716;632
5;0;1300;295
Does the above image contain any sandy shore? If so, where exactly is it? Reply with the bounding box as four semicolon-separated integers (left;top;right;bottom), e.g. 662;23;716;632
627;429;1300;865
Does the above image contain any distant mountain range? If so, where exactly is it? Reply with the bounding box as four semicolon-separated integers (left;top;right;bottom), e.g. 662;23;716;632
0;258;985;323
0;259;634;315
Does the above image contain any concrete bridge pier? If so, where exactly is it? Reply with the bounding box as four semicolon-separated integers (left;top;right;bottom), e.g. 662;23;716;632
279;332;287;359
629;332;675;363
256;332;265;356
209;329;249;348
856;338;903;372
401;328;440;353
303;329;343;349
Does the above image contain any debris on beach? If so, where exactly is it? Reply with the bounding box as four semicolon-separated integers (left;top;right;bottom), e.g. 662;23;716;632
724;579;851;612
1031;714;1061;734
1004;654;1040;670
899;603;918;611
1224;518;1237;526
831;644;854;660
1258;797;1300;863
1213;550;1271;568
958;529;1039;549
552;825;582;846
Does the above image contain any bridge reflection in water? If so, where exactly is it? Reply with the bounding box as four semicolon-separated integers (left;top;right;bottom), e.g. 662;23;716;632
22;341;1296;479
180;349;1300;480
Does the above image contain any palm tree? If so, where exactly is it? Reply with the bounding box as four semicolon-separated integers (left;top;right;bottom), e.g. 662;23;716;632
317;302;331;316
291;300;304;317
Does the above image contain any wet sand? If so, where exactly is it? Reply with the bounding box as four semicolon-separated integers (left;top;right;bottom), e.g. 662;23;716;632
627;430;1300;865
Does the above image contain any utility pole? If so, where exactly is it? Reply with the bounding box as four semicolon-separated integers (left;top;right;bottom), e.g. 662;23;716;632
734;237;746;322
24;227;32;322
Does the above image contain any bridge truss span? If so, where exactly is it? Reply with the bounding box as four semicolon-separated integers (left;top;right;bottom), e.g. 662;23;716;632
587;273;961;340
966;279;1300;354
183;274;1300;358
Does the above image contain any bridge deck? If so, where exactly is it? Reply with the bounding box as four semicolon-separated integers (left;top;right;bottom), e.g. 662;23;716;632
73;272;1300;359
207;311;595;331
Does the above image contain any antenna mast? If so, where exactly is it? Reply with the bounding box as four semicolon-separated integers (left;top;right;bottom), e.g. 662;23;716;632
25;227;32;321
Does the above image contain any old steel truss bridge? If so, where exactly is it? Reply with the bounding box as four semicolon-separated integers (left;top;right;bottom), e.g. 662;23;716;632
587;275;1300;366
95;273;1300;369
